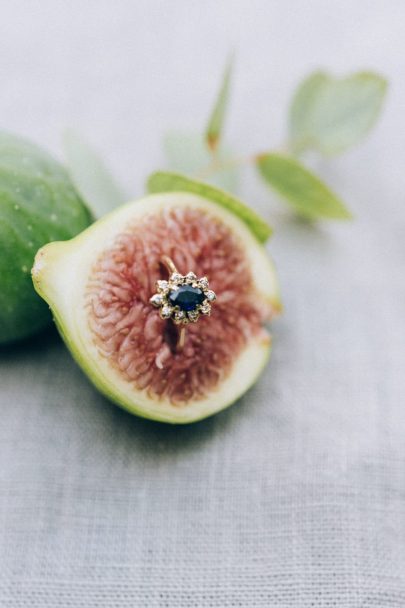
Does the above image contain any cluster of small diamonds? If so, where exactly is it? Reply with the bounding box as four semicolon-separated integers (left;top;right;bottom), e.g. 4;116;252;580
149;271;216;325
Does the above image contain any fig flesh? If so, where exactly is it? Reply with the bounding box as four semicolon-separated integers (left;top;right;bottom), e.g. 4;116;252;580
32;191;280;423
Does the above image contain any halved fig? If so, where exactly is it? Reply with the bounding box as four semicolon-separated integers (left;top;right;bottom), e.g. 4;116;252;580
32;189;280;423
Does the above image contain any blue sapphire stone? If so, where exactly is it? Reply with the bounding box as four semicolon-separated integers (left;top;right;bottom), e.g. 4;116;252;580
168;285;205;312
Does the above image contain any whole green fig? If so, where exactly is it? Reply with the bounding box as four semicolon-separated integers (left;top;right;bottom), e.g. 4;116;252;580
0;131;91;344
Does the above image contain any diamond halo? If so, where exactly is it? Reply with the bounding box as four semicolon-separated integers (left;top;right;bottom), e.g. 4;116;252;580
149;269;216;325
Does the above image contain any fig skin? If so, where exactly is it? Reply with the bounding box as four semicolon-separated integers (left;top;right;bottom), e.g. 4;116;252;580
32;191;281;423
0;131;92;344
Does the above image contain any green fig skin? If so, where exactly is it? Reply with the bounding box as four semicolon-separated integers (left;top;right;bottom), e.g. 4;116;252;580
0;132;92;345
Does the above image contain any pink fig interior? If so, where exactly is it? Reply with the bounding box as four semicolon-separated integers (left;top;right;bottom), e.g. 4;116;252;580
87;206;271;405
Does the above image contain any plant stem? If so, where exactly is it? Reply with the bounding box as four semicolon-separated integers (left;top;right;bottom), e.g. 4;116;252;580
194;142;292;181
194;154;256;180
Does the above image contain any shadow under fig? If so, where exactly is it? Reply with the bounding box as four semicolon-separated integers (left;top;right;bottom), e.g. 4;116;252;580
1;320;264;458
0;324;60;361
93;377;259;458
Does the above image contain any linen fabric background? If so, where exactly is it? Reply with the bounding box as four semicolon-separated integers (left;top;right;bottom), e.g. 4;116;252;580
1;1;405;606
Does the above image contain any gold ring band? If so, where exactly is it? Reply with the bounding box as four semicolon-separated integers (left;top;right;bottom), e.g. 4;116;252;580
161;255;178;276
159;256;186;351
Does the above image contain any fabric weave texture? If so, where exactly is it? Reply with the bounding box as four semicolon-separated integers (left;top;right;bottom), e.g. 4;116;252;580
1;1;405;605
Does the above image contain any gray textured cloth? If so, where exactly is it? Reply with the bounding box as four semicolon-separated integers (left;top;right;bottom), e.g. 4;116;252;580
1;1;405;606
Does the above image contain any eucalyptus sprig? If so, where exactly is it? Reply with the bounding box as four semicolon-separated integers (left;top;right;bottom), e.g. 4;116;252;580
62;61;387;223
164;61;387;220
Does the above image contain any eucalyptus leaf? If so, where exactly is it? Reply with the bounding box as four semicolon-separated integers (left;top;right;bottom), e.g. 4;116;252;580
256;153;352;220
205;57;233;152
164;131;238;193
147;171;272;243
289;71;387;156
63;130;126;218
289;71;329;150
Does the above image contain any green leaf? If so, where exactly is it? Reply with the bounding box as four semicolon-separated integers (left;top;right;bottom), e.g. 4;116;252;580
205;57;233;152
62;130;126;218
289;71;387;156
147;171;272;243
289;71;329;151
164;130;238;193
256;153;352;220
